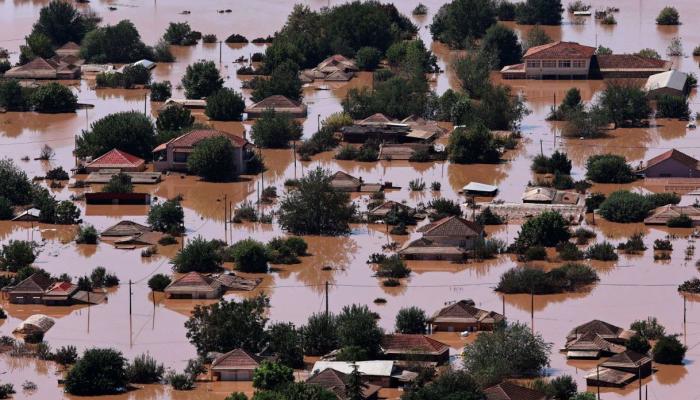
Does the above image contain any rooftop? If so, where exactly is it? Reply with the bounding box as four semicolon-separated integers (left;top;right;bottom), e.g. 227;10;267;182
417;216;483;238
523;41;596;60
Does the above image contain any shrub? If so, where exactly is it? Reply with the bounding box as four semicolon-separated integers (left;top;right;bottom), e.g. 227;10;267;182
601;14;616;24
147;274;172;291
656;95;690;120
202;34;217;43
408;179;426;192
476;208;503;225
512;211;570;251
173;236;223;273
225;34;248;43
557;241;584;261
150;81;172;101
653;335;687;364
598;191;651;223
515;0;564;25
448;123;501;164
187;136;239;182
102;172;133;193
585;241;618;261
585;154;635;183
229;239;269;273
75;224;98;244
181;60;223;99
631;317;666;340
376;255;411;278
646;192;681;208
252;361;293;390
531;151;572;174
472;238;505;260
678;278;700;293
205;88;245;121
148;198;184;234
523;246;547;261
355;46;382;70
617;232;647;253
251;109;303;148
395;307;427;334
159;234;178;245
127;353;164;383
46;166;69;180
64;348;129;395
656;6;680;25
24;331;44;344
653;239;672;251
627;333;651;354
76;111;156;159
166;372;194;390
54;345;78;365
163;22;194;45
496;263;598;294
427;198;462;220
30;82;77;113
335;144;358;160
585;193;606;213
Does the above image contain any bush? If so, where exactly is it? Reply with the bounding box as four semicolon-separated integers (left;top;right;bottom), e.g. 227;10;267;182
205;88;245;121
395;307;427;334
476;207;503;225
631;317;666;340
64;348;129;395
266;237;307;264
173;236;223;273
585;193;606;213
181;61;223;99
335;144;358;160
656;95;690;120
101;172;133;194
376;254;411;278
585;241;618;261
653;335;687;364
251;109;303;148
523;246;547;261
166;372;194;390
355;46;382;70
54;345;78;365
76;111;156;159
515;0;564;25
46;166;69;180
202;34;217;43
598;191;651;223
148;198;184;234
148;274;172;291
409;148;431;162
448;123;501;163
225;34;249;43
656;6;680;25
617;232;647;253
496;263;598;294
557;241;584;260
1;240;36;272
0;384;14;399
679;278;700;293
585;154;635;183
531;151;572;174
229;239;269;273
0;197;11;220
159;234;178;245
24;331;44;344
512;211;570;251
76;224;98;244
472;238;505;260
187;136;239;182
150;81;172;101
127;353;164;383
427;198;462;220
30;82;77;113
163;22;194;45
253;361;293;390
627;333;651;354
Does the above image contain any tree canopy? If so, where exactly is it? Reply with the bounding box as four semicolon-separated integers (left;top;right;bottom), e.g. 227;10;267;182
336;304;384;360
64;348;129;395
585;154;635;183
401;369;484;400
172;236;223;273
251;110;303;148
32;0;97;46
80;20;153;63
187;136;239;182
512;211;570;251
448;123;501;164
30;82;77;113
181;61;224;99
430;0;497;48
148;198;185;234
76;111;156;159
205;88;246;121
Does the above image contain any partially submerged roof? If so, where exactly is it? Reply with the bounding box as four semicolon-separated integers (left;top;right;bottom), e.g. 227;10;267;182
44;281;78;297
14;314;55;334
244;95;307;114
312;361;394;377
585;367;637;387
417;216;483;237
101;220;151;237
644;204;700;224
368;200;411;216
381;334;449;355
306;368;381;400
523;41;596;60
330;171;361;186
522;187;557;203
87;149;145;170
463;182;498;194
565;331;627;354
215;273;262;291
12;208;41;221
165;272;222;293
429;300;504;325
484;381;547;400
566;320;625;342
358;113;394;126
153;129;247;152
645;70;687;92
11;273;52;294
211;348;262;371
644;148;699;171
596;54;672;71
601;350;652;369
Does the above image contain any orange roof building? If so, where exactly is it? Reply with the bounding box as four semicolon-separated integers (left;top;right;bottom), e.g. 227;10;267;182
210;348;262;381
85;149;146;172
381;334;450;364
244;95;307;118
153;129;249;174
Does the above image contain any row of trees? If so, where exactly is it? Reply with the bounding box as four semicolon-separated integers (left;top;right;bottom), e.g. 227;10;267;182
0;80;77;113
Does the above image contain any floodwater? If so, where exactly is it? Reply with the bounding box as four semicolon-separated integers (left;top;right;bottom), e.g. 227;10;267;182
1;0;700;399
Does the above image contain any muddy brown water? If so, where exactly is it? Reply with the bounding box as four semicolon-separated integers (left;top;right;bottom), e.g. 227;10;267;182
2;0;700;399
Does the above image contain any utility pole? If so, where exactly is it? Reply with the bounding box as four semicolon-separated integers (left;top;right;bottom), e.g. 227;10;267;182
325;281;329;317
219;41;222;64
128;280;133;316
638;364;642;400
597;365;600;400
292;141;297;180
539;139;543;156
144;92;147;115
501;295;505;318
530;288;534;332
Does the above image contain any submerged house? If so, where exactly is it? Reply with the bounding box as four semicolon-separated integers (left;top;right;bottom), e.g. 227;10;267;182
638;149;700;178
43;281;79;306
100;220;152;237
484;381;548;400
329;171;383;193
244;95;308;118
85;149;146;173
398;216;484;261
55;42;81;58
300;54;358;83
13;314;55;334
522;187;584;205
645;70;688;98
564;331;627;359
586;350;652;388
153;129;249;174
164;272;224;299
5;57;81;79
8;273;103;306
210;348;262;381
381;334;450;365
644;204;700;226
367;200;414;221
501;41;671;80
306;368;381;400
311;361;398;388
428;299;504;333
566;320;633;345
8;273;52;304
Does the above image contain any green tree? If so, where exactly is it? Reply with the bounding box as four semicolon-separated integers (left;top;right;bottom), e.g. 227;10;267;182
336;304;384;360
585;154;635;183
652;335;687;364
127;353;165;384
453;52;492;99
512;211;570;251
599;81;651;128
0;240;36;272
181;60;224;99
64;348;129;395
301;313;339;356
163;22;193;45
346;364;367;400
225;393;248;400
430;0;497;48
656;95;690;120
32;0;94;45
0;197;13;220
355;46;382;70
156;104;194;133
252;61;303;102
30;82;77;113
173;236;223;273
631;317;666;340
266;322;304;368
656;6;680;25
463;322;551;386
626;333;651;354
229;239;269;273
147;274;172;291
76;111;156;159
0;80;29;111
0;159;34;206
80;20;153;63
523;24;551;50
148;198;184;234
253;361;294;391
401;369;484;400
395;307;427;334
54;200;81;224
251;109;303;148
185;294;270;355
187;136;239;182
205;88;246;121
448;123;501;164
20;32;55;64
278;167;356;235
101;172;134;193
150;81;172;102
597;191;651;223
480;24;522;68
515;0;564;25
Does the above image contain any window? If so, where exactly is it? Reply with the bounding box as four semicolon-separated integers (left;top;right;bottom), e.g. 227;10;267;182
542;60;557;68
558;60;572;68
526;60;541;68
173;152;188;163
573;60;586;68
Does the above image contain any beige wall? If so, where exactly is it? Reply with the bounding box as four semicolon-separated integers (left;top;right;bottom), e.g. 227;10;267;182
525;58;590;78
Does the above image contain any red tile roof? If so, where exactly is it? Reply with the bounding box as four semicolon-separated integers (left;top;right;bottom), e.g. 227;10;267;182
644;149;699;170
306;368;381;400
484;381;547;400
155;129;247;152
87;149;145;169
11;273;52;294
211;348;262;370
417;216;483;237
167;272;220;290
382;334;449;355
596;54;671;70
523;41;596;60
45;281;78;296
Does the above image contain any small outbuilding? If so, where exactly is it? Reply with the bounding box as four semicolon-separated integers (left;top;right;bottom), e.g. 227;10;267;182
639;149;700;178
428;299;504;333
101;220;152;237
244;95;307;118
644;70;688;99
164;272;223;299
462;182;498;196
210;348;262;381
484;381;548;400
381;334;450;364
14;314;55;334
399;216;485;261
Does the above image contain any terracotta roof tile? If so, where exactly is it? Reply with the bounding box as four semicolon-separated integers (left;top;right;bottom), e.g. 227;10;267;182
11;273;52;294
523;41;596;60
644;149;699;170
596;54;671;70
87;149;145;169
211;348;262;370
382;334;449;354
162;129;247;150
484;381;547;400
417;216;483;237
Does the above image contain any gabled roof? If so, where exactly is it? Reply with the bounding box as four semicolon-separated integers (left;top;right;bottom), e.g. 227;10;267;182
324;70;353;81
16;57;60;71
215;273;262;291
522;187;557;202
429;300;504;325
101;220;151;237
244;95;305;112
211;348;262;371
58;41;81;51
45;281;78;296
484;381;547;400
565;331;626;354
644;149;699;170
312;361;394;377
601;350;652;369
644;204;700;224
381;334;449;355
358;113;394;125
14;314;55;334
566;320;625;341
417;216;483;237
645;70;687;92
331;171;361;185
523;41;596;60
165;272;222;292
87;149;145;169
154;129;247;152
369;200;410;214
306;368;381;400
596;54;671;70
11;273;52;294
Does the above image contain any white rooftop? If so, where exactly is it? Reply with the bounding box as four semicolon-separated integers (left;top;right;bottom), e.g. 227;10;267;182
462;182;498;193
645;70;687;93
311;360;394;377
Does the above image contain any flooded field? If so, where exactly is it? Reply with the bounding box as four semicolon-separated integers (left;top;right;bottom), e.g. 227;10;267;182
1;0;700;399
